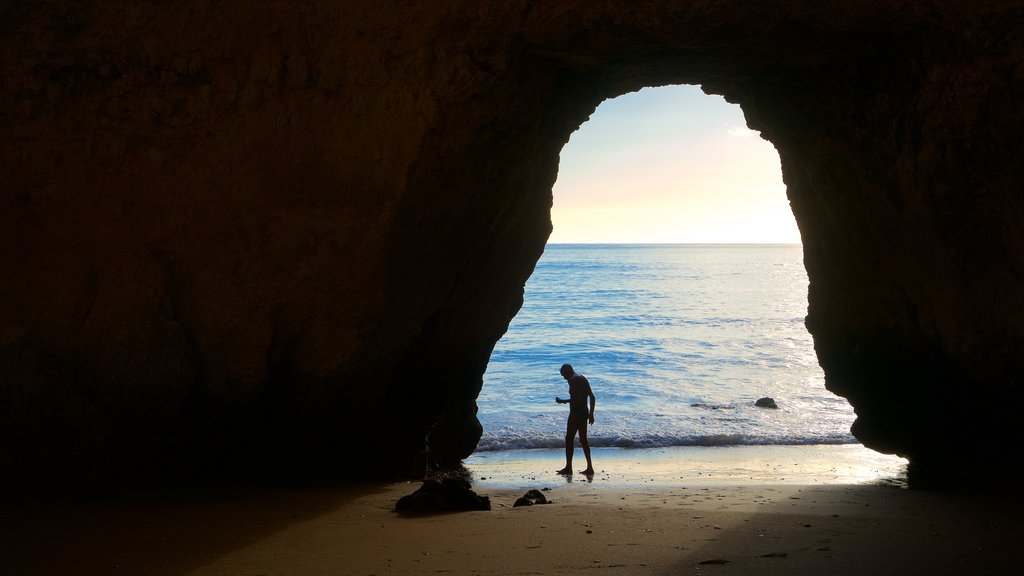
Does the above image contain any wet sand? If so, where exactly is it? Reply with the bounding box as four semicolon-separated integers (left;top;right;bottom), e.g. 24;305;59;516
1;446;1019;575
465;444;911;487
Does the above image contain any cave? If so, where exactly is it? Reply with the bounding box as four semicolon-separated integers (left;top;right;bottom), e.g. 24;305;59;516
2;2;1022;493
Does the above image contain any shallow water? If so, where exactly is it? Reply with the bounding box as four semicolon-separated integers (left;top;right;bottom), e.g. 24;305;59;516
465;445;908;488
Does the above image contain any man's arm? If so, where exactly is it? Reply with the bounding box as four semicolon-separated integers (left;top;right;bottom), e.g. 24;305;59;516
587;384;596;424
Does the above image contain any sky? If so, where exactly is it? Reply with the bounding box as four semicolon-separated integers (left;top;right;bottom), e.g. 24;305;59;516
550;84;800;244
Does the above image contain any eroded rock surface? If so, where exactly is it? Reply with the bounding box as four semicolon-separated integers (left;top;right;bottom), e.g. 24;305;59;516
2;1;1022;491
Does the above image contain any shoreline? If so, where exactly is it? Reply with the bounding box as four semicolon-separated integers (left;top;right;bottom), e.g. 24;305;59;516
465;444;909;488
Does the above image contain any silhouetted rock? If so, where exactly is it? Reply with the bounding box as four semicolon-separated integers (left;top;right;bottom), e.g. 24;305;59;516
1;1;1022;492
395;478;491;513
755;397;779;409
513;489;550;507
426;401;484;470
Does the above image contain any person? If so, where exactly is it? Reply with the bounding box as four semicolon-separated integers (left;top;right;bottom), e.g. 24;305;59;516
554;363;595;475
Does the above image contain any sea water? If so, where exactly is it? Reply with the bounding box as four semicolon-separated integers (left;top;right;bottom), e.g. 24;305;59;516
476;244;858;452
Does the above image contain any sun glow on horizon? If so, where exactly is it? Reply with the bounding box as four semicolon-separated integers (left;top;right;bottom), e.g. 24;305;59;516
550;85;800;244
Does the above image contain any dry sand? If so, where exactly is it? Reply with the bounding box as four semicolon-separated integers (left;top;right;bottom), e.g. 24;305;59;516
2;447;1021;575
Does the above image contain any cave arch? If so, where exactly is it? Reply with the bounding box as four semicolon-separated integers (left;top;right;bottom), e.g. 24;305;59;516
3;2;1022;491
389;6;1024;488
476;85;828;453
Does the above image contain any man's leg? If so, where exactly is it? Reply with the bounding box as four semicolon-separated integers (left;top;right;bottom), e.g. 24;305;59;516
578;422;594;475
557;417;578;474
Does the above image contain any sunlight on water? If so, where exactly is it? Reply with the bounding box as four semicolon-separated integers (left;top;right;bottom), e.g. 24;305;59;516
478;244;857;451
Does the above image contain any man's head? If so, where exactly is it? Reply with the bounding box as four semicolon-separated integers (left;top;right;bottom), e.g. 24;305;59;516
560;363;574;379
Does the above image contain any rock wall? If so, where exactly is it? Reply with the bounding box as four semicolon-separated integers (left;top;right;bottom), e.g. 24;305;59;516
2;1;1022;491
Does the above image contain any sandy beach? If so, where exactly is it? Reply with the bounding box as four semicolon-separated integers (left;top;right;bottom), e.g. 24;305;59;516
2;446;1020;575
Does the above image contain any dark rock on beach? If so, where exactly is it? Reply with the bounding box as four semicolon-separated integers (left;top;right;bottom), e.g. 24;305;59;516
513;489;550;507
395;478;491;513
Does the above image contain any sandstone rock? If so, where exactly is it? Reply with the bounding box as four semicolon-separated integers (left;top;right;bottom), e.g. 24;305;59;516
1;1;1022;492
426;401;485;470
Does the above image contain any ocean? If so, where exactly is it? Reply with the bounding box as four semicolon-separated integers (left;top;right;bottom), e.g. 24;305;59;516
476;244;859;452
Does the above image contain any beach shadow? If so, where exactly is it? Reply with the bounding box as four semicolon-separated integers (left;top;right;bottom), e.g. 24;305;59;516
0;482;394;576
659;484;1023;575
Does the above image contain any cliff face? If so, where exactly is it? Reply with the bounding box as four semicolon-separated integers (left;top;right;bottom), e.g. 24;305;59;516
2;1;1022;491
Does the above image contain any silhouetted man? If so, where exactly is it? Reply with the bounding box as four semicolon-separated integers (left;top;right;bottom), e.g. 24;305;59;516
555;363;595;475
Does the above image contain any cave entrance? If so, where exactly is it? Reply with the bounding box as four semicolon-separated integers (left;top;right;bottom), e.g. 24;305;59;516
470;85;904;483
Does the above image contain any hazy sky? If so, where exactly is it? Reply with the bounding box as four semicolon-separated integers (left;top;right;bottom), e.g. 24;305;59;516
550;84;800;244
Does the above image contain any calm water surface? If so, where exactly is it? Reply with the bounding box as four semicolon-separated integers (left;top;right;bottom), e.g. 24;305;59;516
477;244;857;451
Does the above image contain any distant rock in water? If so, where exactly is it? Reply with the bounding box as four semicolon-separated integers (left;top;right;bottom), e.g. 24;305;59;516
395;478;491;512
755;397;779;409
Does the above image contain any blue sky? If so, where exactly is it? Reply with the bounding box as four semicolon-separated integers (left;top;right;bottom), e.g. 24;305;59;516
550;84;799;244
